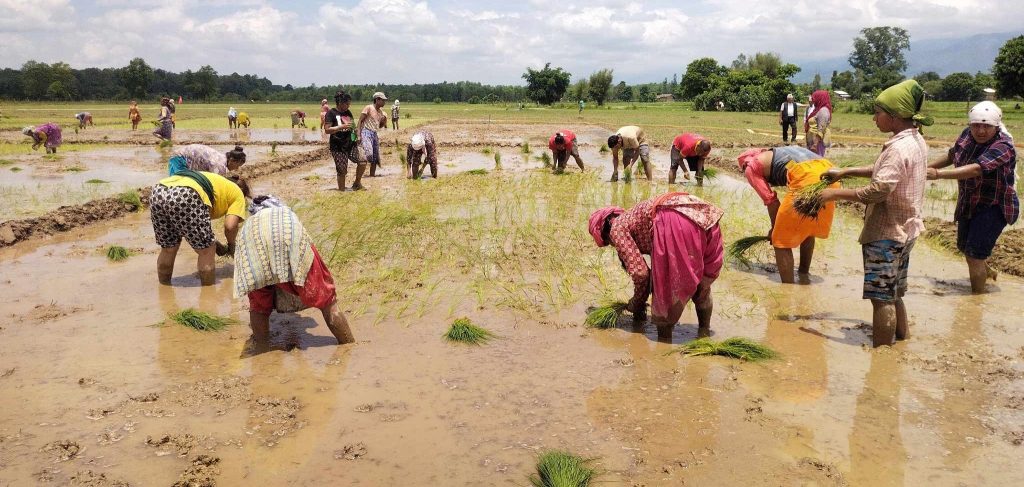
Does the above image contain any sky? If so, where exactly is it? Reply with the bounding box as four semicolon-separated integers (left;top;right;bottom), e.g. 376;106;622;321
1;0;1022;86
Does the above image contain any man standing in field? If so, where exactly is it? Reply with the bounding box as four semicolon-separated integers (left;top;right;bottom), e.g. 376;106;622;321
548;130;584;174
608;125;651;182
780;94;799;144
324;91;367;191
670;132;711;186
391;100;400;130
359;92;388;177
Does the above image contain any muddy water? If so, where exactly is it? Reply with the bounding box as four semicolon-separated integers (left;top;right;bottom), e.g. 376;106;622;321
0;128;327;145
1;133;1023;485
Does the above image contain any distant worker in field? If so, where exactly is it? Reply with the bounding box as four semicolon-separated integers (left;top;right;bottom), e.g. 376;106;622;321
407;130;438;179
167;98;176;128
234;196;355;347
391;100;400;130
737;146;838;283
608;125;651;182
22;123;62;154
324;90;367;191
167;144;247;176
319;99;329;132
237;111;251;128
129;101;142;131
150;170;250;286
291;109;307;128
670;132;711;186
548;130;584;174
74;112;94;129
588;192;725;341
578;99;585;114
359;91;388;177
153;97;173;141
805;90;832;156
227;106;238;129
779;94;799;143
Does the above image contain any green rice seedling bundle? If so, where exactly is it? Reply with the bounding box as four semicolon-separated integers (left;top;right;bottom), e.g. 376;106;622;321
270;142;278;155
10;167;22;172
466;168;488;175
105;245;133;262
85;179;109;184
158;139;173;149
585;300;628;329
727;235;771;266
117;189;143;209
521;141;531;154
672;337;778;361
494;151;502;170
792;180;830;218
481;147;492;155
168;309;236;332
702;167;718;179
530;450;596;487
442;318;494;344
599;144;609;153
539;151;552;168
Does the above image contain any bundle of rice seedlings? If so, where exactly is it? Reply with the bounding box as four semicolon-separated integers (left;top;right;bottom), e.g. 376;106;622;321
85;179;109;184
442;318;494;344
399;152;407;165
105;245;133;262
530;450;596;487
727;235;771;266
494;151;502;170
585;300;628;329
672;337;778;362
792;180;829;218
481;147;492;155
158;139;173;149
10;167;22;172
270;142;278;155
702;167;718;179
599;144;609;154
521;141;531;154
117;189;143;209
466;169;488;175
168;309;235;332
539;151;552;168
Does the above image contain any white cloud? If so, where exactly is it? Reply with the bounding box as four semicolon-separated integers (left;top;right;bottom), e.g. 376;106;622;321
0;0;74;31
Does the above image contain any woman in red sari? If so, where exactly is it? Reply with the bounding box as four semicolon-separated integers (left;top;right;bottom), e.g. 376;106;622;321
588;192;725;341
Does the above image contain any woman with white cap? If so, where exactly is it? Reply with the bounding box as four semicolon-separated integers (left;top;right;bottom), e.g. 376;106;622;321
391;99;401;130
927;101;1017;293
407;130;437;179
358;91;388;177
23;123;62;154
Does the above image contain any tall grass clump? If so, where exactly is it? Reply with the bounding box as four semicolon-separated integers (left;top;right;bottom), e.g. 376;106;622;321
443;318;494;344
671;337;778;362
727;235;771;266
105;245;132;262
530;450;596;487
167;309;236;332
793;180;830;218
585;300;628;329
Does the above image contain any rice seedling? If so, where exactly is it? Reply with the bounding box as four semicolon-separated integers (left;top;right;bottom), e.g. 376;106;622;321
302;174;322;181
670;337;778;362
62;166;85;172
727;235;771;266
539;151;552;168
521;141;531;154
158;139;173;149
105;245;133;262
117;189;143;209
702;167;718;179
10;166;22;172
399;152;407;165
494;151;502;170
0;159;13;166
270;142;278;155
466;169;488;175
442;317;495;344
167;308;236;332
529;450;596;487
585;300;628;329
481;147;492;155
599;144;609;154
85;179;108;184
792;180;830;218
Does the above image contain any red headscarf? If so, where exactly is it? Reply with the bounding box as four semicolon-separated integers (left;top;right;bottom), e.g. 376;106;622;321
805;90;832;132
588;207;624;247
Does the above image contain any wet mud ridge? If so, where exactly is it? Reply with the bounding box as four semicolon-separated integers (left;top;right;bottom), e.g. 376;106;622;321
0;147;327;248
924;216;1024;278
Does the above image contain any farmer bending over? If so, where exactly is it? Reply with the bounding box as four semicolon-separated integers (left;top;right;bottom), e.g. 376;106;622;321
75;112;94;129
608;125;651;182
168;144;246;176
234;196;355;346
291;109;307;128
589;192;724;342
549;130;584;174
407;131;438;179
150;171;250;286
670;133;711;185
23;123;62;154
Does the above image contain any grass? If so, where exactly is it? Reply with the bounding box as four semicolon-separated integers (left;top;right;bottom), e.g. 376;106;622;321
671;337;778;362
61;165;86;172
303;174;322;181
585;300;628;329
85;179;109;184
727;235;771;266
0;159;13;166
10;166;21;172
442;318;495;344
105;245;133;261
792;180;830;218
117;189;143;209
167;309;236;332
465;168;489;175
530;450;596;487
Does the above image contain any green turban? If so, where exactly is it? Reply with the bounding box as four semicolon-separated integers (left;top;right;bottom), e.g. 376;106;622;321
874;79;934;126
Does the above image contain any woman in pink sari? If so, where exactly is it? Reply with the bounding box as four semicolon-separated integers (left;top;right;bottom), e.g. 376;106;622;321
588;192;725;341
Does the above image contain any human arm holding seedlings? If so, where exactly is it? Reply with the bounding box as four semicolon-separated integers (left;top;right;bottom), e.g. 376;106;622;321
608;221;649;320
818;166;877;203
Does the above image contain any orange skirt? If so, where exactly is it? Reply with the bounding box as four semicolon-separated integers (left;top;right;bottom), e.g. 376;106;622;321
772;159;838;249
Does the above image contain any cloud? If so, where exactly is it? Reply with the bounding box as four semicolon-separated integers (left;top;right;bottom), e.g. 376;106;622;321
0;0;75;32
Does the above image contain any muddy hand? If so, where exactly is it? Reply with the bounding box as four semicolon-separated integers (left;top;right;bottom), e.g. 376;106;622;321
821;169;841;183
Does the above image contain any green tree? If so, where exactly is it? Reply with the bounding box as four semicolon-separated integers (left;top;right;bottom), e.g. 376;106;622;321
45;81;71;100
732;52;786;78
831;69;864;96
20;61;51;99
636;85;655;102
812;73;821;91
569;78;588;102
974;71;995;91
680;57;726;100
121;57;153;99
994;35;1024;98
913;71;941;83
587;69;614;106
848;26;910;94
522;63;571;105
940;72;979;101
189;65;219;100
616;82;633;101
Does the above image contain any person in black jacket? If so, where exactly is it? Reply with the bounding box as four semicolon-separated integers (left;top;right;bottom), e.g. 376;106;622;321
779;93;800;144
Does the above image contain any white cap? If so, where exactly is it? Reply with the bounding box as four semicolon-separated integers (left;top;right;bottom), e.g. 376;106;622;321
373;91;387;101
411;133;425;150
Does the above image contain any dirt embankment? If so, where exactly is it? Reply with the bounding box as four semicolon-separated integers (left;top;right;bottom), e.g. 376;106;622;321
0;147;328;248
923;217;1024;278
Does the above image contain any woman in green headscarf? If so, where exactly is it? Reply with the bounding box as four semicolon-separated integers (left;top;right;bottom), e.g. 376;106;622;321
817;79;932;348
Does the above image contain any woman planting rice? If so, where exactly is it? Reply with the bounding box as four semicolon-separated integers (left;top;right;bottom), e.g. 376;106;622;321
236;111;251;128
737;146;838;282
819;80;931;347
407;131;438;179
74;112;94;129
233;196;354;347
588;192;724;341
150;170;250;286
927;101;1017;293
22;123;62;154
167;144;247;176
153;97;173;141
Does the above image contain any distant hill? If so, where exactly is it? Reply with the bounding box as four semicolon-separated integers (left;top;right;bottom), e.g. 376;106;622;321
793;32;1017;83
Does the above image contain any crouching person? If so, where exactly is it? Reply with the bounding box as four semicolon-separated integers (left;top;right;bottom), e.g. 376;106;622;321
233;196;355;346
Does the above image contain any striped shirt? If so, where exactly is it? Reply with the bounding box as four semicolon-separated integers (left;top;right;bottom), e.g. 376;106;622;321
856;128;928;244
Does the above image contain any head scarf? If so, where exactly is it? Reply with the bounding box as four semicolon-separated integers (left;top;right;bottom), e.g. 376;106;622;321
410;132;425;150
804;90;832;132
874;80;934;126
22;126;34;136
968;101;1012;140
321;99;328;105
588;207;624;247
248;194;287;216
737;148;767;172
394;99;400;106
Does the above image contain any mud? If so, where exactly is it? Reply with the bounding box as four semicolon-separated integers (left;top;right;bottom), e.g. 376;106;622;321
924;216;1024;277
